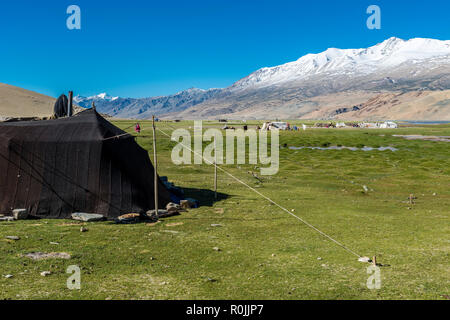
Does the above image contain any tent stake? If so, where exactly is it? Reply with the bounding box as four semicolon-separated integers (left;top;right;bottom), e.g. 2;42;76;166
152;115;159;218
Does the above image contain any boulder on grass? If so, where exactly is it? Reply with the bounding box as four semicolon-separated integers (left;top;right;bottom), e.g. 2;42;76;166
71;213;105;222
13;209;28;220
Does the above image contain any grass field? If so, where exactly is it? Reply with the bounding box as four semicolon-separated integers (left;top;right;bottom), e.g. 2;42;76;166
1;120;449;300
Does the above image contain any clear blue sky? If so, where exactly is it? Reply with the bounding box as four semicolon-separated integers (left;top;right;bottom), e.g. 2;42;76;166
0;0;449;98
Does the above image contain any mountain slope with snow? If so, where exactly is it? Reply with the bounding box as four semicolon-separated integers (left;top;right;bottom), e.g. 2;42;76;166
78;37;450;120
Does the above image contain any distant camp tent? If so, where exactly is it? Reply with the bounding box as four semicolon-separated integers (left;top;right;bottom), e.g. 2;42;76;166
0;109;172;219
53;94;70;118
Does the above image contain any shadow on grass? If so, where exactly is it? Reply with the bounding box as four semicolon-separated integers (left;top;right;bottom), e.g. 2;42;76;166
181;187;229;207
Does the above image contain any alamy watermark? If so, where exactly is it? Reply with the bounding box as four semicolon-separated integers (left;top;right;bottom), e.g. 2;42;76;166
171;121;280;175
366;265;381;290
66;265;81;290
367;5;381;30
67;5;81;30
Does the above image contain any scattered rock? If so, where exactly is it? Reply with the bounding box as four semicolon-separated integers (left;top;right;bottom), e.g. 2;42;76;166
4;274;13;279
180;200;191;209
206;277;217;282
40;271;51;277
317;257;322;261
80;227;88;232
25;252;71;260
166;202;182;213
213;247;221;251
119;213;140;219
185;198;199;208
49;242;59;245
433;193;437;196
115;213;142;224
271;254;276;257
211;224;223;227
12;209;28;220
6;236;20;241
71;212;105;222
363;185;369;193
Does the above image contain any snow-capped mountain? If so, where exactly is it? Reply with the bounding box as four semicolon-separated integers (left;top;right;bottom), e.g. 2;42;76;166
74;88;221;119
232;37;450;90
76;37;450;120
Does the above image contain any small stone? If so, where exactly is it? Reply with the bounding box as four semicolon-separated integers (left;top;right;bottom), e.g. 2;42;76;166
4;274;13;279
6;236;20;241
363;185;369;193
213;247;221;251
40;271;51;277
271;254;276;257
12;209;28;220
50;242;59;245
433;193;437;196
80;227;88;232
211;224;223;227
180;200;191;209
71;213;105;222
166;202;180;210
358;257;371;263
206;277;217;282
317;257;322;261
185;198;199;208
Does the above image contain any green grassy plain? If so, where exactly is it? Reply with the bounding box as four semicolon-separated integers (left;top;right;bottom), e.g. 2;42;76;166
1;120;449;300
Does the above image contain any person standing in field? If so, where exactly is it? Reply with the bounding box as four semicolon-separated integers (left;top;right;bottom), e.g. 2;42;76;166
135;123;141;134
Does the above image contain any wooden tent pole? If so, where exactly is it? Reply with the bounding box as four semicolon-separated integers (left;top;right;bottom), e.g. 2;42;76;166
152;116;159;217
68;91;73;117
214;138;218;199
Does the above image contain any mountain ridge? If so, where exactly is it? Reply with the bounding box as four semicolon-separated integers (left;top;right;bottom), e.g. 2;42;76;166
25;37;450;120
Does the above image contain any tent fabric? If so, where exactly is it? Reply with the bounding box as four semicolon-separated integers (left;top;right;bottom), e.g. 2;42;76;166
0;108;171;219
53;94;69;118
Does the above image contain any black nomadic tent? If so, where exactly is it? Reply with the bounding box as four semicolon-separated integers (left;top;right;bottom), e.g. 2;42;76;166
0;109;172;219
